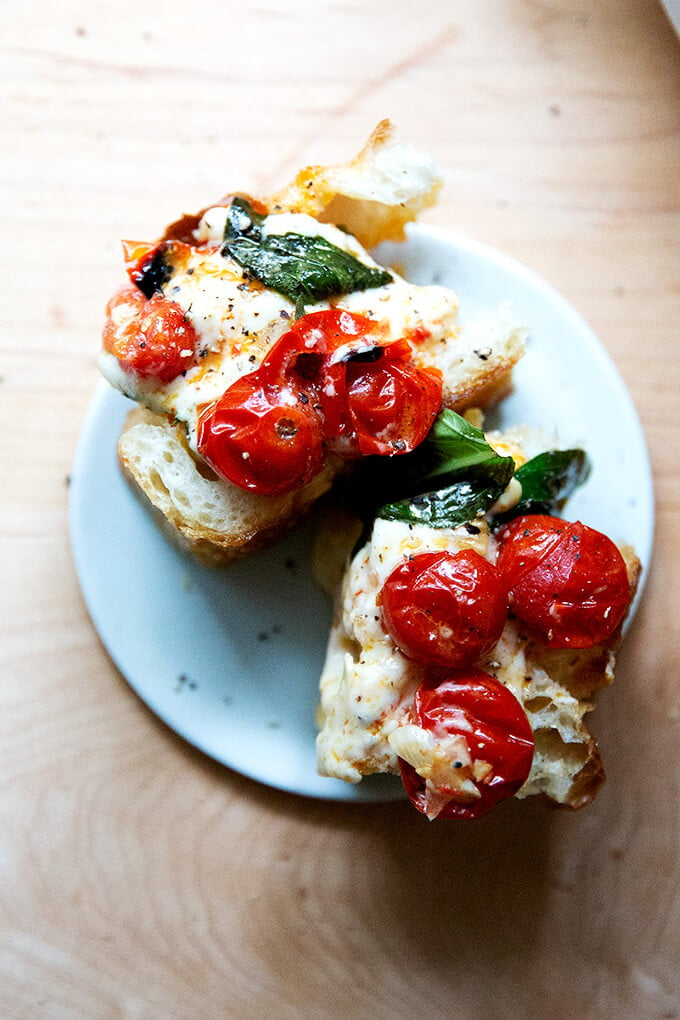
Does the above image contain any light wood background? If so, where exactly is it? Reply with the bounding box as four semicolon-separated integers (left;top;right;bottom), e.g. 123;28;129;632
2;2;679;1017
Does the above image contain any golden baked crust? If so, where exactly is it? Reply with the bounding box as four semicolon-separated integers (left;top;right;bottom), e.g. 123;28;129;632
160;119;440;249
118;407;338;566
268;119;441;248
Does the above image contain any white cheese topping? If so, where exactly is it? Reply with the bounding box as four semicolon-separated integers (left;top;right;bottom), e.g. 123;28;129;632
316;518;490;783
315;427;612;807
100;207;460;452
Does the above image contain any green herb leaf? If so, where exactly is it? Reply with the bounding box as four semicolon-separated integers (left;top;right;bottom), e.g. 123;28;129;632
222;197;392;313
375;410;515;527
421;412;513;481
495;448;591;524
378;472;514;528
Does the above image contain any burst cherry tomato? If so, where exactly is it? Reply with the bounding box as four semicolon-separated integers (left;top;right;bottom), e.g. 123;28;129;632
196;309;443;494
399;671;535;820
102;285;197;383
316;337;408;454
260;310;441;457
495;514;630;649
197;376;324;496
258;309;379;388
342;358;442;456
378;550;508;667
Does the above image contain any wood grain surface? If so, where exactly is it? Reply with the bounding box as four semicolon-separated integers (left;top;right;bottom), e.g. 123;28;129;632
2;1;679;1017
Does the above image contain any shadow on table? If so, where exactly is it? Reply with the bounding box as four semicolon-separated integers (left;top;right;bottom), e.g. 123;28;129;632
142;694;554;965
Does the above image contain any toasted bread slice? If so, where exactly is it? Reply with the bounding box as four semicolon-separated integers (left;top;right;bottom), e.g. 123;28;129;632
103;123;524;563
116;306;524;564
269;119;442;248
118;407;339;566
315;429;641;811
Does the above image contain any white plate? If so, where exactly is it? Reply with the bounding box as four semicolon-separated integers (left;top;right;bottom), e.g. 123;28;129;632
70;226;654;801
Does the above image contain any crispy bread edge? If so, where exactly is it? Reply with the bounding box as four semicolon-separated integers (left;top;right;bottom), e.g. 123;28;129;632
117;407;335;566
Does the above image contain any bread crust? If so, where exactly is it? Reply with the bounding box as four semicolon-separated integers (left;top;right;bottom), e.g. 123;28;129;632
106;123;523;563
524;547;641;809
159;119;440;249
118;407;338;566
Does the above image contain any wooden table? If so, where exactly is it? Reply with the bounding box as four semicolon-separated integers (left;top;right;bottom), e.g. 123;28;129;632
2;2;679;1016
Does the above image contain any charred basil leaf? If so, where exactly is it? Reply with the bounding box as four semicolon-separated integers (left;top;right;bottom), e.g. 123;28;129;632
378;471;515;528
375;410;515;528
131;243;173;298
495;448;590;524
222;197;392;315
346;414;590;541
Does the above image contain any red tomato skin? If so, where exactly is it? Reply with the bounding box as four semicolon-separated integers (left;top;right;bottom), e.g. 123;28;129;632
258;309;378;388
399;671;535;820
343;360;442;456
102;286;198;383
316;337;411;455
196;309;443;494
197;377;325;497
379;550;508;668
194;310;377;496
496;515;630;649
260;311;441;458
121;240;158;287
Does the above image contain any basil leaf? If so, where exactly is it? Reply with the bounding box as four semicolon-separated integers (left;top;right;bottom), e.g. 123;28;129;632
375;410;515;527
222;197;392;312
495;448;591;523
131;243;173;298
419;410;513;481
379;468;514;528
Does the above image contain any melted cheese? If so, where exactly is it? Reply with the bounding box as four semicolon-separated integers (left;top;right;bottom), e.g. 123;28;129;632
315;429;618;807
100;208;460;452
316;518;490;783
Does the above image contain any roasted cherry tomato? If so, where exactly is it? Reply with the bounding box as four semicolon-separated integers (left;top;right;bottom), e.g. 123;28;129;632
319;337;409;453
342;358;442;456
315;332;441;457
496;514;630;649
102;285;198;383
197;376;324;496
258;309;378;388
260;310;441;456
399;671;535;820
195;308;442;495
378;549;507;667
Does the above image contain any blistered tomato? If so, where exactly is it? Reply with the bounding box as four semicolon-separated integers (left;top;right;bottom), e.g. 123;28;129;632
339;357;442;457
197;376;325;497
379;549;508;667
399;671;535;820
197;309;442;495
102;285;197;383
496;515;630;648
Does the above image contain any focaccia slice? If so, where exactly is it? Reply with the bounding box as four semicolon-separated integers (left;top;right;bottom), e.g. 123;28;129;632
316;428;640;810
102;124;524;563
